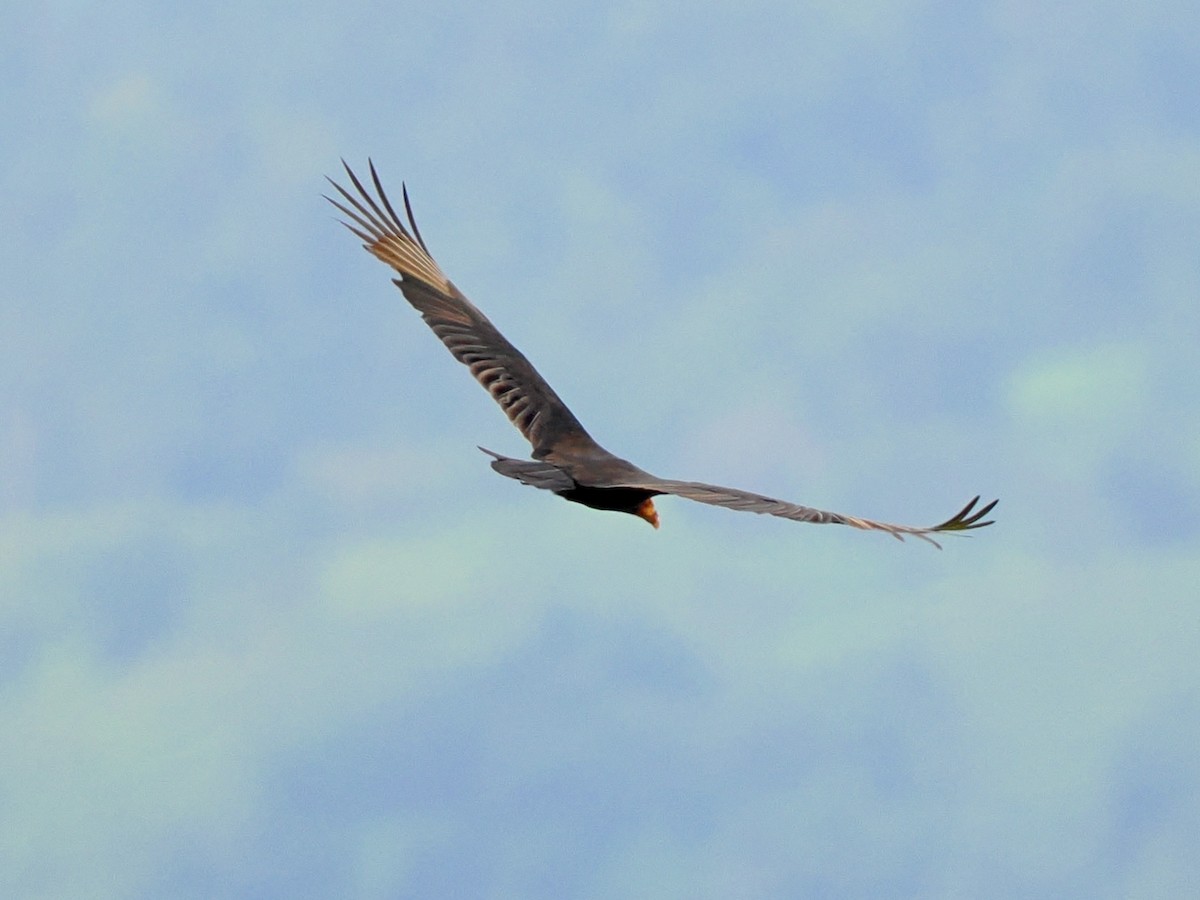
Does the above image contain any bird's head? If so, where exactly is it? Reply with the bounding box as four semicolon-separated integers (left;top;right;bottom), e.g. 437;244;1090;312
634;498;660;529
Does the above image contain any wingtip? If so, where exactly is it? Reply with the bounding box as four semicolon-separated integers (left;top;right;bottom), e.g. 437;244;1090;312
935;495;999;532
401;181;429;253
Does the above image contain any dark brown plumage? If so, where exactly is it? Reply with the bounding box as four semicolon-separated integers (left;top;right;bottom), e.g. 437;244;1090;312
326;161;997;547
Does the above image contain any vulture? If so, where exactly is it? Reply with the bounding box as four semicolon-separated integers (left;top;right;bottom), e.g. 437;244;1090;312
326;161;996;547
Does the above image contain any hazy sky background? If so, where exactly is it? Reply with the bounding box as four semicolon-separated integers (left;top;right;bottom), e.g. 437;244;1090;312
3;1;1199;897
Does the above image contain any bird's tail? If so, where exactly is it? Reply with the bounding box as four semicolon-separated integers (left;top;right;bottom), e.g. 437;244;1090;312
478;447;574;493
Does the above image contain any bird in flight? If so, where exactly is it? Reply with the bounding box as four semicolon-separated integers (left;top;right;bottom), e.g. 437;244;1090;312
326;161;996;547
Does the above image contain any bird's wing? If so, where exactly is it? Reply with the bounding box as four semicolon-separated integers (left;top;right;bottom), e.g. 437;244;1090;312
326;160;598;460
622;477;997;548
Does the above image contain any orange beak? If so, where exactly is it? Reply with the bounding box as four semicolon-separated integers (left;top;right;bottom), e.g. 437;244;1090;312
635;498;660;529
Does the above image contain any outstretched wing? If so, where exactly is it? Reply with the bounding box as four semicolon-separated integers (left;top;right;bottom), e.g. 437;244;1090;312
326;160;598;460
627;477;997;548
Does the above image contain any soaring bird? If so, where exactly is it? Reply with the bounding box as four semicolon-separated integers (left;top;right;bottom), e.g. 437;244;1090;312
326;162;996;547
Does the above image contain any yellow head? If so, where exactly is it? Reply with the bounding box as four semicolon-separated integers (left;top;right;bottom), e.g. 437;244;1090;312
635;498;660;529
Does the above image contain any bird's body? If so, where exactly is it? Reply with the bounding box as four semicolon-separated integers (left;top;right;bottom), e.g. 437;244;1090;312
478;446;662;525
326;162;996;546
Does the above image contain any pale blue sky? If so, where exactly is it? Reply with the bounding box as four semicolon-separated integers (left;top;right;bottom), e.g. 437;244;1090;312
3;1;1199;897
